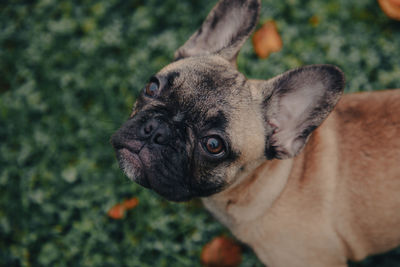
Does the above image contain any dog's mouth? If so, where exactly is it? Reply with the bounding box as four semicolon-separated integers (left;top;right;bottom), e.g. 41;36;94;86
111;129;194;201
115;145;194;201
115;143;152;189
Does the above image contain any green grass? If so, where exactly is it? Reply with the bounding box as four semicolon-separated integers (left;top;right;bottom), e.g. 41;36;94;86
1;0;399;266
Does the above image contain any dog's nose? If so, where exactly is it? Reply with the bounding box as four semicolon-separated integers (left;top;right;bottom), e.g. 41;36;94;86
140;119;171;145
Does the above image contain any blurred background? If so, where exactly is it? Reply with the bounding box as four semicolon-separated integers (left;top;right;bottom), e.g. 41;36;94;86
1;0;400;266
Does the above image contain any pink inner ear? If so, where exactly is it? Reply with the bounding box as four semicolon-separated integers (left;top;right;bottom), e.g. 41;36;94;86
259;64;345;159
267;82;326;159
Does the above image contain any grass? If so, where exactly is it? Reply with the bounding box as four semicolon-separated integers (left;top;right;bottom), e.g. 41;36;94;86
1;0;399;266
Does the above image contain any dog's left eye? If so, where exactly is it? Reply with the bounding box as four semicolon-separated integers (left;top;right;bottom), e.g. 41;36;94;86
145;82;159;97
203;136;225;155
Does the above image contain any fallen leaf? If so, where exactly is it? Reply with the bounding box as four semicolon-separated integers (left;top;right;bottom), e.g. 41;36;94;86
378;0;400;20
309;15;320;27
123;197;139;210
201;236;242;267
107;203;125;219
252;20;283;59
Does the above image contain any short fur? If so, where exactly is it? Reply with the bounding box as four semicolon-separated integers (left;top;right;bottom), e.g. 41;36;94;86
111;0;400;266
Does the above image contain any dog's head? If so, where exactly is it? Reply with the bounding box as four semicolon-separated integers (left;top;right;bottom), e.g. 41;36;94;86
111;0;345;201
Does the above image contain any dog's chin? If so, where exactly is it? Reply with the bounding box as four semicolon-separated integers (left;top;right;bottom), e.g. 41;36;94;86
116;148;151;188
155;189;193;202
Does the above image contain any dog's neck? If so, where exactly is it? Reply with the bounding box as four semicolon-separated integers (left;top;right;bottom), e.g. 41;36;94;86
202;157;294;228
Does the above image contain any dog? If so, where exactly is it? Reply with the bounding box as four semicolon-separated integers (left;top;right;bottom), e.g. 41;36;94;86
111;0;400;266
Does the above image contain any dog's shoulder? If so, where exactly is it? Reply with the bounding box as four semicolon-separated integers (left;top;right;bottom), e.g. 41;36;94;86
334;89;400;127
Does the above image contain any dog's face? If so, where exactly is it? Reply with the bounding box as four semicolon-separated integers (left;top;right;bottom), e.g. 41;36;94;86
111;0;345;201
111;56;266;201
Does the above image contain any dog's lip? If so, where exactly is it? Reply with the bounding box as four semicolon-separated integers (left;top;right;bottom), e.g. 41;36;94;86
118;147;151;188
113;138;144;154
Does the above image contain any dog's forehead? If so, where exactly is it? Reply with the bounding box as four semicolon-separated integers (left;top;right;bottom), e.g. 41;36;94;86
158;56;244;94
156;56;246;108
153;56;250;125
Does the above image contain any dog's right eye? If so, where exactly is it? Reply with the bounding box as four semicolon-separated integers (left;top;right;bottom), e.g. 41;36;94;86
145;81;159;97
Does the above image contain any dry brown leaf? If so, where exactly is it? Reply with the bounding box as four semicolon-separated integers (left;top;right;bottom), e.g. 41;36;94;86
309;15;320;27
252;20;283;59
123;197;139;210
201;236;242;267
378;0;400;20
107;203;125;219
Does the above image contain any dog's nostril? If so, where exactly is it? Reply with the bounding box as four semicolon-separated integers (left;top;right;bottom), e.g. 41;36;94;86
144;124;153;134
151;125;171;145
142;119;158;136
140;119;171;144
153;133;166;145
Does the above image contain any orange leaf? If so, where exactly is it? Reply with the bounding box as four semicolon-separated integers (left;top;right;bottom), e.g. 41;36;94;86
309;15;320;27
378;0;400;20
107;203;125;219
252;20;283;59
123;197;139;210
201;236;242;267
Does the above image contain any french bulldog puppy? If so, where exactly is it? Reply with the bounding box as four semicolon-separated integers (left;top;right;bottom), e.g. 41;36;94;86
111;0;400;266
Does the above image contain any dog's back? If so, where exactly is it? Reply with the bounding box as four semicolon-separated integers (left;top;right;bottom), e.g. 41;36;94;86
331;89;400;260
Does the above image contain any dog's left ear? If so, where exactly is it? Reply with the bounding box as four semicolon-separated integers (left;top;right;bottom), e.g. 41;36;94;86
174;0;260;65
253;65;345;159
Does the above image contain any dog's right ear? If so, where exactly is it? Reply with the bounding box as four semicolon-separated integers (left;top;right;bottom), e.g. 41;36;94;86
174;0;260;65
